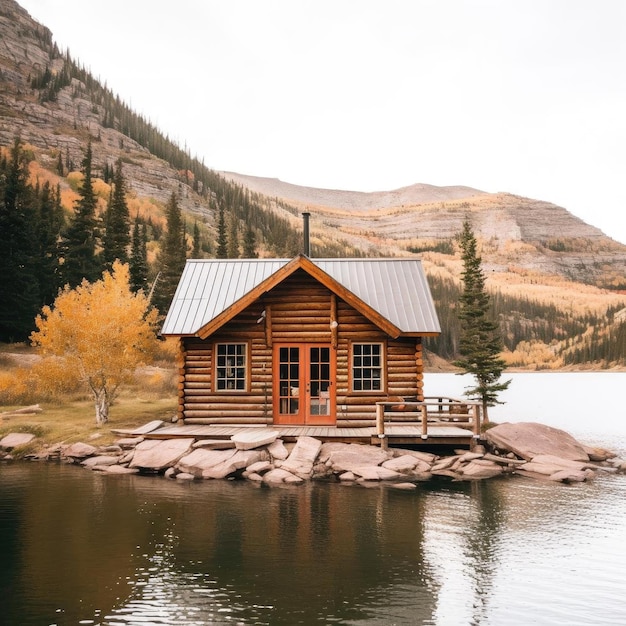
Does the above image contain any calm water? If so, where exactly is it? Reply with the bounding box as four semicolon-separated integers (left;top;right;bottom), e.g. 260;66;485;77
1;373;625;626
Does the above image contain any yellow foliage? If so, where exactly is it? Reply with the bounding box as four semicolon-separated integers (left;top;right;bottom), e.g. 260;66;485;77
30;262;160;425
0;367;33;404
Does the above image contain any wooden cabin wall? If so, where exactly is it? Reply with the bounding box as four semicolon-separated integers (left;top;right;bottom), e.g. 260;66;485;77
179;269;424;426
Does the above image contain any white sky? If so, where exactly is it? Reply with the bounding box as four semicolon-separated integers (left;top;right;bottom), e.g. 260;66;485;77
17;0;626;245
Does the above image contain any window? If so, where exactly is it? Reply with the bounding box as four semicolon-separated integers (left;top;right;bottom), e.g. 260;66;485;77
215;343;247;391
352;343;383;392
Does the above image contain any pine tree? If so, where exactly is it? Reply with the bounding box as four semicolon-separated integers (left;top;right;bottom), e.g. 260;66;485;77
0;138;40;341
63;141;102;287
152;192;186;314
243;222;258;258
216;205;228;259
454;218;510;420
227;214;239;258
36;181;65;306
102;159;130;267
192;220;201;258
129;218;148;293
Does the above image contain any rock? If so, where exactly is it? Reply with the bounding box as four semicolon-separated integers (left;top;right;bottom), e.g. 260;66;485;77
263;468;304;485
382;455;420;473
176;472;195;481
459;460;503;480
548;469;588;483
245;460;273;475
231;428;279;450
389;482;418;490
352;466;404;481
82;455;119;468
280;436;323;478
431;456;458;472
0;432;35;450
63;442;98;459
392;449;437;464
203;450;268;479
339;471;357;482
246;472;264;482
456;451;484;463
485;422;590;462
531;454;593;470
130;438;195;471
176;448;237;477
164;467;177;479
101;465;139;475
320;442;389;473
267;439;289;460
583;446;615;462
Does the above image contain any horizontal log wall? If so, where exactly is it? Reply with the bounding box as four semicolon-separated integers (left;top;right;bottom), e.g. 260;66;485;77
180;269;424;426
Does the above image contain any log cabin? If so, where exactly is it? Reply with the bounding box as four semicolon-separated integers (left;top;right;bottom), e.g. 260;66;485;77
160;254;441;428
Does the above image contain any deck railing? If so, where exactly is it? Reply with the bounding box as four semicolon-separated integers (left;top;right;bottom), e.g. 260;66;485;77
375;397;483;448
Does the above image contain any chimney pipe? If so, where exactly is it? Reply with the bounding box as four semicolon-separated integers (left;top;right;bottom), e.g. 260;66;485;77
302;212;311;257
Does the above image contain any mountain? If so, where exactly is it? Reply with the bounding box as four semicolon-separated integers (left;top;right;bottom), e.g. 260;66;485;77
1;0;625;368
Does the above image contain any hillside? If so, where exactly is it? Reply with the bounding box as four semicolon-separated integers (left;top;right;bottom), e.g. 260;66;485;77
1;0;625;368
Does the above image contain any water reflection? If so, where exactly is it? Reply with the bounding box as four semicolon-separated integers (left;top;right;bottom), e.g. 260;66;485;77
1;462;626;625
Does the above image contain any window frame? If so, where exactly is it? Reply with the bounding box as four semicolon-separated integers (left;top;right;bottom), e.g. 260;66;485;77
349;341;386;394
213;341;249;393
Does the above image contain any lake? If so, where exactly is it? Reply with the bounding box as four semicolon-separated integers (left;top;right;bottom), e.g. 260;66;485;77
1;373;625;626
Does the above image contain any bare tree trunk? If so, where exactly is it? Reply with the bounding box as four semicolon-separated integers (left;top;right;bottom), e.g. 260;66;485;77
482;399;490;424
94;389;109;426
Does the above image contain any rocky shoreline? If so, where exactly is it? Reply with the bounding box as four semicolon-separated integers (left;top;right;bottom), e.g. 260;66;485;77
1;421;625;487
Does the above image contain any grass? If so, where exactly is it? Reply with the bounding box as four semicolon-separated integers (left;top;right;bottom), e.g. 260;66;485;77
0;392;178;451
0;343;179;452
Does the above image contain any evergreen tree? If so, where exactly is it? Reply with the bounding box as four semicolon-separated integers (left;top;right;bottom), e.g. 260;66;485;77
36;181;65;306
0;139;40;341
227;214;239;258
454;218;510;420
63;141;101;287
216;205;228;259
152;193;186;314
129;218;148;293
192;220;201;258
102;159;130;267
243;222;258;258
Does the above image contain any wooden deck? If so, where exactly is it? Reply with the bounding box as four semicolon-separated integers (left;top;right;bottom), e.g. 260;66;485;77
143;422;478;448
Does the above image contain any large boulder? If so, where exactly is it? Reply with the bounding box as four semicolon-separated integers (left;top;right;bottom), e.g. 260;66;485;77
485;422;589;462
130;438;195;471
202;450;268;479
63;442;98;459
320;442;390;473
176;448;237;476
280;436;323;478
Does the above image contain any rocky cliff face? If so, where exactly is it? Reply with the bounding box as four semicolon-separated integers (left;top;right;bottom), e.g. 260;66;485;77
0;0;210;220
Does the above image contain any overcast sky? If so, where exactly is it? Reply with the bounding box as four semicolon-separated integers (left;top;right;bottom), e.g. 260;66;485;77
18;0;626;245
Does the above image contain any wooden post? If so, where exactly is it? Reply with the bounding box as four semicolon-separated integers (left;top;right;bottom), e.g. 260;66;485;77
421;404;428;439
376;403;388;450
473;404;481;437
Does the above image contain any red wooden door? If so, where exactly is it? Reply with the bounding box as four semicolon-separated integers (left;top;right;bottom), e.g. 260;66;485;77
273;344;336;425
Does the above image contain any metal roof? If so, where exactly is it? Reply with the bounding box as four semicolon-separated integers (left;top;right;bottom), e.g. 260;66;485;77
160;257;441;336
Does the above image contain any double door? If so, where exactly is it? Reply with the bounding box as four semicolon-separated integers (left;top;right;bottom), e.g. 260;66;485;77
273;344;336;425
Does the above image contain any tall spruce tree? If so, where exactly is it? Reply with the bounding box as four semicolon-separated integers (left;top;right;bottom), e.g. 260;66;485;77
129;218;148;293
454;218;510;421
152;192;186;314
102;159;130;267
243;222;258;258
36;181;65;306
216;205;228;259
63;141;101;287
0;139;40;341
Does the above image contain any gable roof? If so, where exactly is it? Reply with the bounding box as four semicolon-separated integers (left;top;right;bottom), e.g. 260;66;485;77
160;255;441;338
